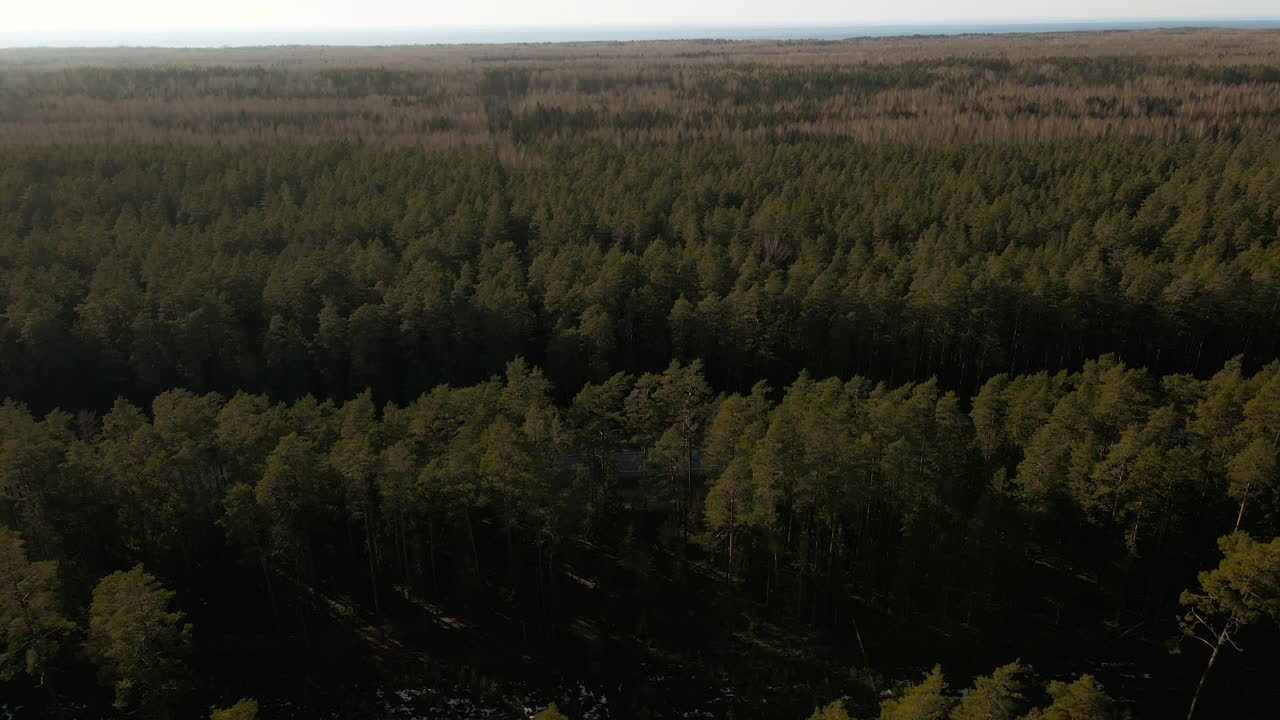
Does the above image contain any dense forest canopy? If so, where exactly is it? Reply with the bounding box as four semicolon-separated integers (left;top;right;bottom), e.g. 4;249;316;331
3;140;1280;411
2;29;1280;720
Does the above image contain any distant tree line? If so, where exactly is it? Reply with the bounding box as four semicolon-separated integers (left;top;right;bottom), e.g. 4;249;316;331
2;33;1279;146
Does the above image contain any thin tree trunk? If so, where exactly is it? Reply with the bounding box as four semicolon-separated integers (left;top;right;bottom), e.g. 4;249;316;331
261;555;280;631
1234;487;1249;532
685;440;694;547
365;519;381;614
345;518;356;578
429;515;440;594
537;541;546;629
398;516;411;596
765;548;775;608
1187;627;1228;720
726;522;734;586
851;610;877;695
827;519;837;594
295;559;312;649
465;508;481;574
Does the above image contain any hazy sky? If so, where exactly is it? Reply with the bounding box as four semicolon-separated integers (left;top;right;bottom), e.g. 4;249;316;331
7;0;1279;32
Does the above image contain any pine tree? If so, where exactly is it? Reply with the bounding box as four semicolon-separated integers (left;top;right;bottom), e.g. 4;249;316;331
85;565;192;717
881;666;953;720
0;528;74;684
951;661;1025;720
1179;533;1280;720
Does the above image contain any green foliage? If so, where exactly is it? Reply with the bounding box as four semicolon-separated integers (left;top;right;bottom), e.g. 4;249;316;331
85;565;192;713
1180;533;1280;647
881;666;953;720
1178;533;1280;718
533;702;569;720
702;380;771;568
1226;439;1278;528
3;139;1280;412
1035;675;1116;720
210;698;259;720
874;666;1117;720
808;699;852;719
0;528;74;681
256;432;339;579
2;40;1280;719
951;662;1025;720
0;351;1273;717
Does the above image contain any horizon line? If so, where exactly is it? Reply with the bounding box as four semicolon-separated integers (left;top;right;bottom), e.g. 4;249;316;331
3;18;1279;51
8;17;1280;31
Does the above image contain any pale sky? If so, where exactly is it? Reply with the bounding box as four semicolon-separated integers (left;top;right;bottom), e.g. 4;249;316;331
5;0;1278;33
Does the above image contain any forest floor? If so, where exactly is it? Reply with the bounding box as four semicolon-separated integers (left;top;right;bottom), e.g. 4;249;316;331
187;541;1190;720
